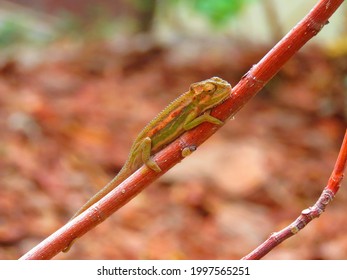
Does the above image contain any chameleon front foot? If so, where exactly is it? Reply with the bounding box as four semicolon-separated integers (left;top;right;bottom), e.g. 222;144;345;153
183;110;224;130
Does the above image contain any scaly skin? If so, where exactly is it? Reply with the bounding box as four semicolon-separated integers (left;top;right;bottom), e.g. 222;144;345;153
64;77;231;251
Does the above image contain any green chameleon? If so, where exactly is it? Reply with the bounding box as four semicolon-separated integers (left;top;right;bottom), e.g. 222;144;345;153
64;76;231;251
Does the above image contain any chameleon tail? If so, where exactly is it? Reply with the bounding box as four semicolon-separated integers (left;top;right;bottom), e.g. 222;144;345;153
69;167;130;221
62;167;130;253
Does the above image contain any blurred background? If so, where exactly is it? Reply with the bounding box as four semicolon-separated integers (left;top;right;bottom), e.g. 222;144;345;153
0;0;346;260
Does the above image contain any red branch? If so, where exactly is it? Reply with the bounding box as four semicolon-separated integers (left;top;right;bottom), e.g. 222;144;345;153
326;130;347;194
242;130;347;260
19;0;345;260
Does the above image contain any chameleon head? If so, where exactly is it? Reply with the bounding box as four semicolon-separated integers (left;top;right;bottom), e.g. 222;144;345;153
190;77;232;110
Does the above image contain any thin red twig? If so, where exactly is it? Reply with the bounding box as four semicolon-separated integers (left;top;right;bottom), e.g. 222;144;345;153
326;130;347;194
242;130;347;260
19;0;345;260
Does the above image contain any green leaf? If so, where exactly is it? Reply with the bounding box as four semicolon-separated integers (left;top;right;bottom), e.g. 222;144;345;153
193;0;252;26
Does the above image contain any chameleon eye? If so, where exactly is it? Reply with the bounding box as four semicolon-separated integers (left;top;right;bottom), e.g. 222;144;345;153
203;83;216;93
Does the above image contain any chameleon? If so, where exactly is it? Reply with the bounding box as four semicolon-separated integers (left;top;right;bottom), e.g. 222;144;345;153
64;77;231;251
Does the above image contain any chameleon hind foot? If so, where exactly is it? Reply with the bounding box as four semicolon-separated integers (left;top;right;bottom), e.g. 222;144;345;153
141;137;162;172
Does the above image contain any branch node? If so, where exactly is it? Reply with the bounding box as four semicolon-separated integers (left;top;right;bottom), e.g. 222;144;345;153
269;232;280;244
242;67;265;87
290;225;299;234
320;189;335;205
306;16;328;35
